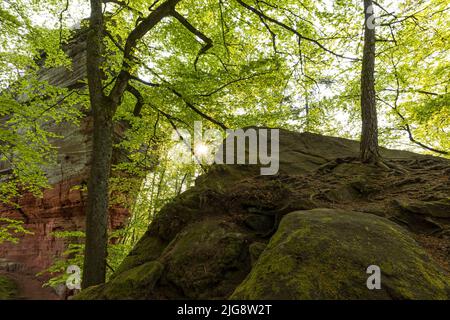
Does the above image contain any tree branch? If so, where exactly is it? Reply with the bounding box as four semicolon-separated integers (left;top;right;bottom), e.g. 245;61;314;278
102;0;144;16
126;84;188;126
108;0;182;104
169;87;228;130
126;84;206;171
58;0;69;45
198;71;272;97
129;75;161;88
381;88;440;96
218;0;229;57
236;0;358;61
377;66;449;155
126;84;144;117
171;10;213;70
133;66;228;130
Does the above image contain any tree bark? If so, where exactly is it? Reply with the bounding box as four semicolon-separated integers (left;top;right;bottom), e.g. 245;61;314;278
83;99;115;288
82;0;179;288
360;0;380;163
82;0;116;288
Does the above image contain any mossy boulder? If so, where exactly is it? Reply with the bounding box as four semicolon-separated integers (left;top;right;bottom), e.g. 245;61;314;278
113;234;167;276
76;219;250;300
74;261;164;300
0;275;18;300
231;209;450;300
160;219;250;299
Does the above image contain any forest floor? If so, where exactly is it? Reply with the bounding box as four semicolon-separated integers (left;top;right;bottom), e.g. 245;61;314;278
0;271;59;300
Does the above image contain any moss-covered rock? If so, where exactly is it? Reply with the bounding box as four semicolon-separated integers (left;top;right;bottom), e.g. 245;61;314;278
113;233;167;276
396;199;450;218
248;242;267;266
231;209;450;300
160;219;250;299
74;261;164;300
76;219;251;300
0;275;18;300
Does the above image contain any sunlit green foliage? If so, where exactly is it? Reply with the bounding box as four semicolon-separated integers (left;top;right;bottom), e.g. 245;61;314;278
0;217;32;244
1;0;449;287
0;1;85;203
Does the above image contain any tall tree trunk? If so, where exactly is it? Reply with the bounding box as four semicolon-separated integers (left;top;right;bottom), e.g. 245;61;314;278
83;100;115;287
81;0;179;287
82;0;116;288
360;0;380;163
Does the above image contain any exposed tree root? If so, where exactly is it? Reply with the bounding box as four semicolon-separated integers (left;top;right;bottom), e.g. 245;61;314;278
318;155;409;175
376;159;409;174
317;156;360;173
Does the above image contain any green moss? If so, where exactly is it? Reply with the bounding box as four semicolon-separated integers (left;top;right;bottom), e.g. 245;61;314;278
0;275;18;300
162;219;249;299
248;242;267;266
149;189;208;241
113;234;166;276
102;261;164;299
75;261;164;300
73;284;104;300
231;209;450;300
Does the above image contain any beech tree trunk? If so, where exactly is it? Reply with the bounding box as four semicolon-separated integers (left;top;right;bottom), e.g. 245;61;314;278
82;0;115;288
81;0;183;287
360;0;380;163
83;100;115;287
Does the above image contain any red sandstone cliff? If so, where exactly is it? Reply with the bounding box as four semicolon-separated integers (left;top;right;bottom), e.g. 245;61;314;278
0;29;131;274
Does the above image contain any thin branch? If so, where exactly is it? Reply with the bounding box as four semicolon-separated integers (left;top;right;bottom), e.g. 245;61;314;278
377;65;449;155
126;84;144;117
59;0;69;46
126;85;207;171
255;1;279;54
149;0;161;11
105;29;125;52
171;10;213;70
129;75;161;87
103;0;144;16
218;0;229;57
403;123;449;155
380;88;441;96
126;84;188;126
106;261;115;273
198;71;272;97
373;1;396;18
135;65;228;129
236;0;358;61
169;87;228;130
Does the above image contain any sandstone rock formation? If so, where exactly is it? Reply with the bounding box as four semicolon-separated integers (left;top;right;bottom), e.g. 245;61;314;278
75;129;450;300
231;209;449;299
0;29;131;275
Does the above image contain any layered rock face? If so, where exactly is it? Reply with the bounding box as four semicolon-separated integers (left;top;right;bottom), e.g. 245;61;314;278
0;118;128;272
0;29;130;274
76;129;450;300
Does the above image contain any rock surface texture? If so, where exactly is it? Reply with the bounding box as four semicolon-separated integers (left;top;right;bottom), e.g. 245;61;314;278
76;129;450;300
0;29;131;276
